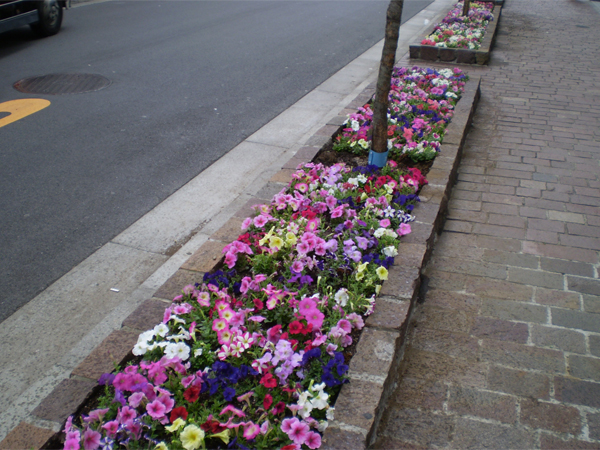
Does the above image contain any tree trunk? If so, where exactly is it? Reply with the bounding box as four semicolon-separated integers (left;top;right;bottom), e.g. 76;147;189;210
462;0;471;16
371;0;403;158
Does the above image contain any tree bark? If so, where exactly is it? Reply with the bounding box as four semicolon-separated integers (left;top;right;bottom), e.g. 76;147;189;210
371;0;403;155
462;0;471;16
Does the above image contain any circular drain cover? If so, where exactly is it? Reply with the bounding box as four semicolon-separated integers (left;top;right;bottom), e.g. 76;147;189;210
13;73;111;95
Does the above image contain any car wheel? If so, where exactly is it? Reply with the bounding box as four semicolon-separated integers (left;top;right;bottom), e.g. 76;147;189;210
30;0;63;37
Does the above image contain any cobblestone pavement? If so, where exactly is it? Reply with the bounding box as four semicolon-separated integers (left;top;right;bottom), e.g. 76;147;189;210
373;0;600;448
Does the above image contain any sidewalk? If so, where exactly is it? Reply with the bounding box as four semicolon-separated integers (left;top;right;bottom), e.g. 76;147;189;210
373;0;600;448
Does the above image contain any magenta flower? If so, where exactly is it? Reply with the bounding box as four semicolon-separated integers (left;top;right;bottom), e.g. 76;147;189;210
253;215;268;228
82;428;101;450
305;431;322;449
281;417;299;434
64;439;80;450
288;420;310;445
101;420;119;438
117;406;136;424
305;309;325;330
147;399;167;419
397;223;411;236
243;422;260;440
297;298;317;316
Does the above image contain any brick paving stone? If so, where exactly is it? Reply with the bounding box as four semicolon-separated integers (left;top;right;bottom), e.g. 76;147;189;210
554;377;600;408
389;377;447;411
487;366;551;400
470;316;529;343
480;298;548;324
540;257;595;277
568;276;600;296
531;324;586;354
519;398;581;434
589;412;600;441
410;327;479;360
377;408;455;448
535;287;581;309
540;434;600;450
481;249;539;269
451;418;536;450
465;276;534;302
481;339;565;374
552;309;600;333
507;267;564;289
584;294;600;314
568;355;600;382
447;386;517;424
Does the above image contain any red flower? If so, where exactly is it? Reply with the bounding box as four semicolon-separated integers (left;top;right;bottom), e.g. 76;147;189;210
200;419;225;434
289;320;304;335
170;406;188;423
253;298;264;310
183;386;200;403
271;401;285;415
260;373;277;389
263;393;273;410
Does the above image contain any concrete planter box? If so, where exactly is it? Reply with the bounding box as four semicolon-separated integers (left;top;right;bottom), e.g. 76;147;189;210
409;4;502;65
0;74;482;450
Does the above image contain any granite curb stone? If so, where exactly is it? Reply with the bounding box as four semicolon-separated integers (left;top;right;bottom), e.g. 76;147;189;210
0;72;481;449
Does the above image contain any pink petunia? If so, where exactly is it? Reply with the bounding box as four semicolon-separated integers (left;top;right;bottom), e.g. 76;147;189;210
253;215;269;228
101;420;119;438
297;298;317;316
281;417;299;434
117;406;136;424
243;422;260;440
146;399;167;420
288;420;310;445
379;218;391;228
305;309;324;330
82;429;101;450
397;223;411;236
305;431;322;449
64;439;80;450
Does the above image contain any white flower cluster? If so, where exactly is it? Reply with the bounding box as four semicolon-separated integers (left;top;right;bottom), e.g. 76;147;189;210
132;321;192;361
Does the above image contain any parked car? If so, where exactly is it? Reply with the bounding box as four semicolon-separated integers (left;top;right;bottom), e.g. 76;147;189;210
0;0;69;37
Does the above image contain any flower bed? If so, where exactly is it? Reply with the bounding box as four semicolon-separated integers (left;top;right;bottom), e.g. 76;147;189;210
60;66;472;450
409;1;502;65
333;66;468;163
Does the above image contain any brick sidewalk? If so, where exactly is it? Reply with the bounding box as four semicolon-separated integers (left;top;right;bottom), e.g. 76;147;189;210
373;0;600;448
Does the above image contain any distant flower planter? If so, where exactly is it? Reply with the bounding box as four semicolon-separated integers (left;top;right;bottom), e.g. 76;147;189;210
410;1;503;65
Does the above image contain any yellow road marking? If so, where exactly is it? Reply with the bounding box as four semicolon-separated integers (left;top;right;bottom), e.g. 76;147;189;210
0;99;51;128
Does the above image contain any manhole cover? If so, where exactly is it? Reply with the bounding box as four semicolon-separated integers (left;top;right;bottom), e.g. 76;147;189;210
13;73;111;95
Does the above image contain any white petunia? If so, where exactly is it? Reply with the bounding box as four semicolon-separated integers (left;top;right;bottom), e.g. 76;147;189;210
154;323;169;337
165;342;190;361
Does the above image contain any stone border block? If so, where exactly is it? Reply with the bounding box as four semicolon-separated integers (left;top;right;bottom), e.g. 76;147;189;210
31;378;98;424
122;298;171;331
409;5;502;65
71;328;140;381
181;239;227;273
0;422;56;450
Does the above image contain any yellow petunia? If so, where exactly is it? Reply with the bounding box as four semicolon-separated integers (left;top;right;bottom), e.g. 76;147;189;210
165;418;186;433
180;424;205;450
376;266;388;281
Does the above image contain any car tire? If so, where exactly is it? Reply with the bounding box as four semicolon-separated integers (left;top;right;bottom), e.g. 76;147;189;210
30;0;63;37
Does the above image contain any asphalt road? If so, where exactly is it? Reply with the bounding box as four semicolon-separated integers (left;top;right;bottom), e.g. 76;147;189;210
0;0;432;323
